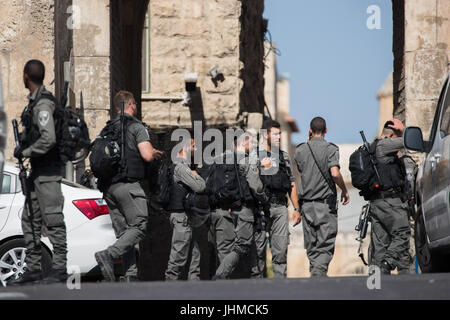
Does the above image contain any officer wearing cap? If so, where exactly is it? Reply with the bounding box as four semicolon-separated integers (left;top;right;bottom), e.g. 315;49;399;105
294;117;349;277
259;119;302;278
367;119;411;275
9;60;67;285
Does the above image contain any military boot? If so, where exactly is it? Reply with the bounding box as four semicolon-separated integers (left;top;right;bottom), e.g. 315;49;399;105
95;250;116;282
39;269;68;285
7;270;42;286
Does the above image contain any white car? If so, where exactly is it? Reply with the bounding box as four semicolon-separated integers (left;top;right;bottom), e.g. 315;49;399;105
0;163;116;283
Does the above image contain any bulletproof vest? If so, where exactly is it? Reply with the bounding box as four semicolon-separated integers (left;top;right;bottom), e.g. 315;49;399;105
111;117;146;184
166;179;188;212
374;140;406;193
20;91;61;167
259;150;292;198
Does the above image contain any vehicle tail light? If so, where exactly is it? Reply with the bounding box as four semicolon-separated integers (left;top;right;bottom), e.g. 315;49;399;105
72;199;109;220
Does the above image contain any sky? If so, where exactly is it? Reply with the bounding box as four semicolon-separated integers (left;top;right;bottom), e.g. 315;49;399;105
264;0;393;144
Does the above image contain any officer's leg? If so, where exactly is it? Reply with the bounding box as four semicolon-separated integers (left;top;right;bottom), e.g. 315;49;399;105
313;202;338;276
250;225;267;278
21;180;43;272
368;200;391;268
379;198;410;271
165;212;193;280
35;176;67;272
301;202;320;276
107;183;148;275
188;238;201;280
215;209;235;264
215;207;254;279
269;205;290;278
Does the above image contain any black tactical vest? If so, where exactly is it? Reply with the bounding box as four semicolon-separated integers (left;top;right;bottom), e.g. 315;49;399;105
259;150;292;201
166;179;188;212
20;90;61;167
110;117;147;184
376;158;406;193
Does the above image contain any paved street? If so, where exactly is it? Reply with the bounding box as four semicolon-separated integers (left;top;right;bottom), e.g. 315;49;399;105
1;273;449;300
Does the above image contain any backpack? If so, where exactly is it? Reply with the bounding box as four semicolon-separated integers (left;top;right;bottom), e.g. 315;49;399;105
23;92;91;164
205;154;247;208
349;140;380;196
89;120;122;182
155;159;175;208
56;106;91;164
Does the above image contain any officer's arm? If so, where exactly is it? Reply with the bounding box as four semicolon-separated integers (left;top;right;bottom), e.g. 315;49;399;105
241;157;267;203
175;163;206;193
328;144;349;205
22;102;56;158
376;138;404;157
138;141;162;162
135;124;162;162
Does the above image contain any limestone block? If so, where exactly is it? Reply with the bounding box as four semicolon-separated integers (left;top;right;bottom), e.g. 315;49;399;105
151;0;179;18
181;0;203;19
404;50;448;100
73;56;110;110
405;0;437;51
73;0;110;57
437;0;450;50
405;99;439;137
83;109;110;140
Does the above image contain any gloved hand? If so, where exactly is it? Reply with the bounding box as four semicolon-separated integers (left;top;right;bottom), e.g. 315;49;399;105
14;146;23;159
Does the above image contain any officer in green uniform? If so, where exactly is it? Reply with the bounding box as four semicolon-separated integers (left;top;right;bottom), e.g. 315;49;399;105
94;91;162;282
294;117;349;277
367;119;411;275
259;119;302;278
9;60;67;285
165;137;206;280
214;132;268;279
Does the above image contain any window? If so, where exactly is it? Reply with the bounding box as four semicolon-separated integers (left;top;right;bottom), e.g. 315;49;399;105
1;174;11;194
429;77;448;143
439;83;450;138
141;9;150;93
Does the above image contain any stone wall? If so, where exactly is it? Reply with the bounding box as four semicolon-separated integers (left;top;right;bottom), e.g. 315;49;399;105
141;0;265;130
0;0;55;161
393;0;450;137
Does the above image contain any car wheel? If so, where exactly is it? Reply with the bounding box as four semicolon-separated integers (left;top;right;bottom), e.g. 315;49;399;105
0;238;52;283
415;207;450;273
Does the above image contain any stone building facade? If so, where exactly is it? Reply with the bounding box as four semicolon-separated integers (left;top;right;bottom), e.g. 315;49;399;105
1;0;266;162
393;0;450;137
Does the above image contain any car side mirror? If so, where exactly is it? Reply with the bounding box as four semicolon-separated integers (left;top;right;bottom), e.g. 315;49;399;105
404;126;425;152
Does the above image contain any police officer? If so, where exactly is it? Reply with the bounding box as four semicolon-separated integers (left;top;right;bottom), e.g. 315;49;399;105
9;60;67;285
367;119;411;275
214;131;268;279
294;117;349;277
165;137;206;280
258;119;301;278
94;91;162;282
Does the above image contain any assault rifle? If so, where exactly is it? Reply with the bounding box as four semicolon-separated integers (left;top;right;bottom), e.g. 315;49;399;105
12;120;37;247
120;100;125;171
360;131;383;189
355;202;371;265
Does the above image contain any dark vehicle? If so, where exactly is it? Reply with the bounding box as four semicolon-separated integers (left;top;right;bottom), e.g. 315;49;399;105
404;73;450;273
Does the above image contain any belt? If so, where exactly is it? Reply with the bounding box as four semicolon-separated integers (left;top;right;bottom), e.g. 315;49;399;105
371;190;402;200
300;198;328;204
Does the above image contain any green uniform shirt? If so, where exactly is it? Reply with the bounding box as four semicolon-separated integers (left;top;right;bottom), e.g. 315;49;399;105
22;86;57;158
294;137;339;200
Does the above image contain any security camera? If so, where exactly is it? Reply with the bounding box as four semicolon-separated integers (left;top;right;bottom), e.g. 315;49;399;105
184;72;198;92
